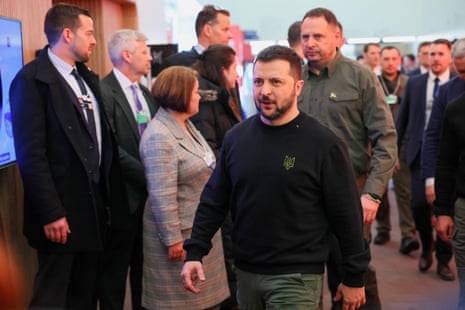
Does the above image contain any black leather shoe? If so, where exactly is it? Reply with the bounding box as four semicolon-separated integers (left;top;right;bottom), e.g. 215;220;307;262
437;263;456;281
374;232;390;245
419;252;433;272
399;237;420;255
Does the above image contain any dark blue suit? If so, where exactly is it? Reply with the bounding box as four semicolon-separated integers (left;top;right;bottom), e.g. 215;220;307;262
396;72;453;267
408;67;422;77
422;76;465;179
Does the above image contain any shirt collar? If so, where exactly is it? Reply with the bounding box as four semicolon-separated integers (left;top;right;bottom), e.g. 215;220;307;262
429;69;450;84
193;44;206;55
47;47;74;76
306;49;342;79
113;68;135;90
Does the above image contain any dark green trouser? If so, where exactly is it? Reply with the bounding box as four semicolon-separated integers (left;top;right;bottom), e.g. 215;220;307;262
235;268;322;310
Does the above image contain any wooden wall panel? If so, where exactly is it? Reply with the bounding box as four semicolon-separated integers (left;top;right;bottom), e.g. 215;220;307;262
53;0;139;76
0;0;50;63
101;0;124;76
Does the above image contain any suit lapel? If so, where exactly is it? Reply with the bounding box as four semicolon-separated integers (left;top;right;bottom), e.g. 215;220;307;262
106;73;140;138
35;56;95;158
157;109;207;160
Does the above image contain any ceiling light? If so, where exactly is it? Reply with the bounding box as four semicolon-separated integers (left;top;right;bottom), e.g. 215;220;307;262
382;36;417;43
346;37;381;45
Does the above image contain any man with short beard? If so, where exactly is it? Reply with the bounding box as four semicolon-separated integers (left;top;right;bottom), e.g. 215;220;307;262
181;45;370;310
298;7;397;310
398;38;459;282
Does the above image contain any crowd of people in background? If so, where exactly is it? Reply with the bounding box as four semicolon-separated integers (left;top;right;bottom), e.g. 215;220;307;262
6;1;465;310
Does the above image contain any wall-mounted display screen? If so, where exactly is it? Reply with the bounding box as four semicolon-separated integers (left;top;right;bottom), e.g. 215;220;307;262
0;16;23;169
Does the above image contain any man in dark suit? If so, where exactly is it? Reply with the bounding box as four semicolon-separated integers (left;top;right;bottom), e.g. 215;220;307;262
396;38;454;281
408;41;432;76
99;29;157;310
421;38;465;281
159;4;232;71
9;4;127;309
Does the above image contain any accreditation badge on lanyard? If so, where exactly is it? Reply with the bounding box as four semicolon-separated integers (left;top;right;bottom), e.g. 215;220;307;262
137;113;148;125
378;75;400;105
386;94;398;105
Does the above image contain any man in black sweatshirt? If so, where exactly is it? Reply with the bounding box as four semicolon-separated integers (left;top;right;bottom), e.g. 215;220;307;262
181;45;370;310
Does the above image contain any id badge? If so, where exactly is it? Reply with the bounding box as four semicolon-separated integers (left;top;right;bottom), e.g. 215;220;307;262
204;151;215;168
137;113;148;124
386;94;397;105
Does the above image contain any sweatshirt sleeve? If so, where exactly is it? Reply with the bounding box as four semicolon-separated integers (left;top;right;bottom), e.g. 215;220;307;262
183;142;232;261
322;140;371;287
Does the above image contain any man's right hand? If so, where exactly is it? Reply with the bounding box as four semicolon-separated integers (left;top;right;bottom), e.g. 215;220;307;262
180;261;205;294
43;217;71;244
333;283;366;310
436;215;454;242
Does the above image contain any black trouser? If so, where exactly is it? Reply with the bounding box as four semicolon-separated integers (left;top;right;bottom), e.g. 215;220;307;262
99;203;144;310
410;157;452;264
327;234;381;310
220;212;239;309
30;251;102;309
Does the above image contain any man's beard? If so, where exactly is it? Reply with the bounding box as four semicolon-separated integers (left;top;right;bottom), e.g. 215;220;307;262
256;94;294;121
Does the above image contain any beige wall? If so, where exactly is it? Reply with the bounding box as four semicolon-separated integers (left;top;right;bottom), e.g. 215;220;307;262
0;0;138;307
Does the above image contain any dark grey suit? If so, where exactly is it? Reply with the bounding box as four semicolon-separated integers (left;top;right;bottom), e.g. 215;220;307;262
99;71;157;310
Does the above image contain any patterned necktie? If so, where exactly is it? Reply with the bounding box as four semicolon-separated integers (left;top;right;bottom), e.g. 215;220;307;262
130;84;147;135
70;68;98;146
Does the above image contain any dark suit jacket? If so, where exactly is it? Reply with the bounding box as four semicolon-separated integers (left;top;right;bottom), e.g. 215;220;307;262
158;47;200;72
10;48;125;252
396;72;454;166
434;92;465;215
100;71;158;215
422;76;465;179
408;67;422;77
396;73;429;166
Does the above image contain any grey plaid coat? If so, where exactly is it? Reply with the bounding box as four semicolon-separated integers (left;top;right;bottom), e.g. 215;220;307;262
140;108;229;309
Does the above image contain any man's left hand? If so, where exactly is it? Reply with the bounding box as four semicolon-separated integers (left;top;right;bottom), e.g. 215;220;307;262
333;283;366;310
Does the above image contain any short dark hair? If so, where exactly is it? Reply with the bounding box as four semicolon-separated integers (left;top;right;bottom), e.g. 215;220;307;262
302;8;338;28
432;38;452;50
363;43;381;53
195;5;230;38
152;66;198;113
287;21;301;48
417;41;432;53
254;45;302;81
192;44;236;89
404;53;415;62
44;3;91;46
381;45;401;57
